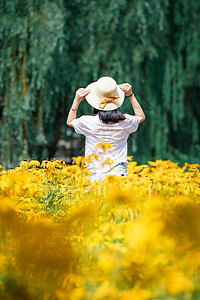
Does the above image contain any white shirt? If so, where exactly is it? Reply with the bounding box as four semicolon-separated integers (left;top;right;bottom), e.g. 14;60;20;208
71;114;141;173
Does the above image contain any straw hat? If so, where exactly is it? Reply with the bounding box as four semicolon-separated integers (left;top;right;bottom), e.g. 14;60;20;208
85;76;125;111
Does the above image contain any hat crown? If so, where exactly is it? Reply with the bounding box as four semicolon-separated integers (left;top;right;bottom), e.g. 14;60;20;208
95;77;117;98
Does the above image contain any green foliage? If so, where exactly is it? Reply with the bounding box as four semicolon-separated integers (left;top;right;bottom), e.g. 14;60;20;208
0;0;200;167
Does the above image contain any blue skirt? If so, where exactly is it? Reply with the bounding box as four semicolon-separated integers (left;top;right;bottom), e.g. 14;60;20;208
88;163;127;182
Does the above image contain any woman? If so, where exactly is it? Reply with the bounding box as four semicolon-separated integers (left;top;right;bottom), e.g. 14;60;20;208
67;76;145;181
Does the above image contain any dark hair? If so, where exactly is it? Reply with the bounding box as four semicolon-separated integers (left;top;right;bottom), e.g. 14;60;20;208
93;108;126;124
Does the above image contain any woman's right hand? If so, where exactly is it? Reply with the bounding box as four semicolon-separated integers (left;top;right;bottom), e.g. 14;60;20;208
119;83;133;97
75;88;90;103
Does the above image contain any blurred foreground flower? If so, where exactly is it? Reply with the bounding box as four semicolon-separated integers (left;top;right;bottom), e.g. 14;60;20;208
0;158;199;299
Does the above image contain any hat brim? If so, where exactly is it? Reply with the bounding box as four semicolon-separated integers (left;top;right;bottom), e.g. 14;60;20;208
85;81;125;111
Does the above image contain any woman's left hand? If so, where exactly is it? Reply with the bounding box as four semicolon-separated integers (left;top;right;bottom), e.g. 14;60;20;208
75;88;90;103
119;83;133;97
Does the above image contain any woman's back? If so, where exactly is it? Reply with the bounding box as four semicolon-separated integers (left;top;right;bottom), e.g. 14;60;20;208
71;113;141;172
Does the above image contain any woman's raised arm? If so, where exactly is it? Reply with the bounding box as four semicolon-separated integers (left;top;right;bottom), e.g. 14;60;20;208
119;83;145;123
66;88;90;127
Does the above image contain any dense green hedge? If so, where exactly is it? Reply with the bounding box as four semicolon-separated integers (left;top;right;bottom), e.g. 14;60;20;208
0;0;200;168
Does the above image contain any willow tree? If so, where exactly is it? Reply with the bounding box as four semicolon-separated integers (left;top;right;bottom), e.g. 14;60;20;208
72;0;200;164
0;0;200;168
0;0;68;168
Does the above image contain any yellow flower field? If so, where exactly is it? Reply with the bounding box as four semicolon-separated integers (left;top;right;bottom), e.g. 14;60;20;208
0;155;200;299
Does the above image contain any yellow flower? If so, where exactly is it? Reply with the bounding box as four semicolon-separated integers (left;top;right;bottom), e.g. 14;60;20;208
119;285;152;300
164;269;193;295
96;249;118;274
93;281;119;300
95;142;113;153
85;153;99;163
29;160;40;168
100;158;114;168
19;160;30;169
183;162;199;172
0;254;8;273
72;156;86;168
126;156;133;162
0;196;14;215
